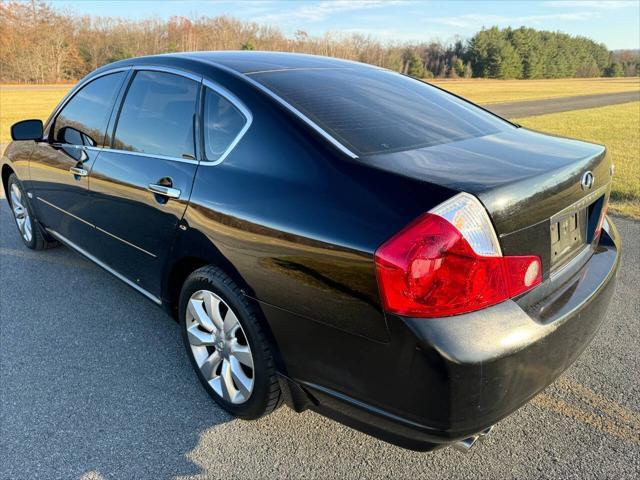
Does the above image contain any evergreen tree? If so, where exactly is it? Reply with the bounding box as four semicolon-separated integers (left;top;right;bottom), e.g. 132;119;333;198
605;62;624;77
403;49;426;78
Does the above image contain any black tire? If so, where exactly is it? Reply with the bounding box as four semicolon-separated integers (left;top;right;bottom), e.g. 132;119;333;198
179;265;282;419
6;173;57;250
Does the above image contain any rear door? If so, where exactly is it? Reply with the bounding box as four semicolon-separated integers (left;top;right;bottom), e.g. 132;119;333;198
88;68;201;298
29;71;127;249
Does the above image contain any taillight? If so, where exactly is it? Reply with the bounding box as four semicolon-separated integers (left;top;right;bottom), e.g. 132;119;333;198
374;193;541;318
594;197;609;240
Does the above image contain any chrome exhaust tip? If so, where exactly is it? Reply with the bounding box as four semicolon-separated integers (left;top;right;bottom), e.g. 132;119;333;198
452;426;494;452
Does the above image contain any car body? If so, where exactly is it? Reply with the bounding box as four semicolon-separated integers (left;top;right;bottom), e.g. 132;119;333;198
2;52;620;451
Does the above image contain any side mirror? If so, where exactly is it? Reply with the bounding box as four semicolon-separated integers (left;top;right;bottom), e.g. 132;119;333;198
11;119;43;141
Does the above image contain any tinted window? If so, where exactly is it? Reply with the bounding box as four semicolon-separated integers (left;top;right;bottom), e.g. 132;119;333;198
251;68;512;156
53;72;125;146
113;71;198;158
203;87;247;161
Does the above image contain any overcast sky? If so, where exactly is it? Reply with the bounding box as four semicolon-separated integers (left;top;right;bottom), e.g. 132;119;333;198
52;0;640;50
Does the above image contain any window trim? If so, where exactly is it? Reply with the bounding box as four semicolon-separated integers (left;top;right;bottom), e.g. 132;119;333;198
109;66;203;162
45;67;130;147
200;78;253;165
44;64;253;166
206;61;359;159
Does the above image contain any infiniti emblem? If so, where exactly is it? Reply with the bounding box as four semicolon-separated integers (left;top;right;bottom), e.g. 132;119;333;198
581;171;594;190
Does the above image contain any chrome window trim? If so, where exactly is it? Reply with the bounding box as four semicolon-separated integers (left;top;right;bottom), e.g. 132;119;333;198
44;66;132;134
45;228;162;305
46;65;204;158
205;61;359;159
40;64;253;167
132;64;203;83
201;78;253;165
97;147;200;165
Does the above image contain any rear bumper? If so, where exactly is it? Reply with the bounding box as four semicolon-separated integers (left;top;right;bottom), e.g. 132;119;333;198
288;217;620;450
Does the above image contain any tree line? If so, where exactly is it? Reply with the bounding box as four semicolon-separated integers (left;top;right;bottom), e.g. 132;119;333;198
1;0;638;84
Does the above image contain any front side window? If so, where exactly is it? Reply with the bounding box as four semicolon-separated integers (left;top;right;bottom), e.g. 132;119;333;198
53;71;125;147
203;87;247;162
113;71;199;158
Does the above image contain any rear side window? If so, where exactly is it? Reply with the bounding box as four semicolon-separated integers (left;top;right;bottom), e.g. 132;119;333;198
250;68;512;156
53;72;125;146
203;87;247;162
113;71;199;158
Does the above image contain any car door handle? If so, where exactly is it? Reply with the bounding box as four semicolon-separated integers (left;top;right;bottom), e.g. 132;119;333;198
148;183;181;199
69;166;88;176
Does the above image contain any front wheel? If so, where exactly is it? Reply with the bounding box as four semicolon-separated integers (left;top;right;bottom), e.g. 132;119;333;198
179;265;282;419
6;173;56;250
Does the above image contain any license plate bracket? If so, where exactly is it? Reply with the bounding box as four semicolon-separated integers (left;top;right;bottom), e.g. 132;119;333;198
550;207;587;270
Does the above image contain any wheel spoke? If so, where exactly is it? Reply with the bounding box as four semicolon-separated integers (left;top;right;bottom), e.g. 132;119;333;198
10;184;22;205
16;216;25;234
186;324;215;346
185;289;255;405
24;217;32;240
223;309;240;336
202;292;224;331
12;198;23;210
230;341;253;369
188;298;215;332
199;351;222;380
230;357;252;397
219;358;233;402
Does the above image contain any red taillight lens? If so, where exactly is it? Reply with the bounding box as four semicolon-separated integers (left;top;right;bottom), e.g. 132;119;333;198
375;212;541;318
594;197;609;240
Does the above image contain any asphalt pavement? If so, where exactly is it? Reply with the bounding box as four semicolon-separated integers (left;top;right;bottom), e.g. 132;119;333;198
485;90;640;118
1;190;639;479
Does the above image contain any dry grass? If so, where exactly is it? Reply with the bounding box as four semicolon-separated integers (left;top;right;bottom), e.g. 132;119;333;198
515;101;640;219
431;77;640;104
0;84;71;144
1;81;638;217
2;78;640;143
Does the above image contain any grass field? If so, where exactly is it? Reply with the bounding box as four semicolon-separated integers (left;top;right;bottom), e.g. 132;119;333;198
1;80;639;217
515;101;640;219
431;77;639;104
0;84;71;144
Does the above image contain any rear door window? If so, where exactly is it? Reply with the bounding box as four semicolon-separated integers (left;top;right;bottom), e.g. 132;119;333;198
203;87;248;162
52;71;125;147
113;71;199;158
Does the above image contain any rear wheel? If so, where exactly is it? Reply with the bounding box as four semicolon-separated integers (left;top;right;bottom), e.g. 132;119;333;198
7;173;56;250
179;265;282;419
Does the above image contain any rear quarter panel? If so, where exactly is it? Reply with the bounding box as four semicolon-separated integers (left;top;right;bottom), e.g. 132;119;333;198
179;66;457;342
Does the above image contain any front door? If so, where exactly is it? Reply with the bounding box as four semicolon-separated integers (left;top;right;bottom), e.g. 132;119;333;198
87;69;201;298
29;71;127;250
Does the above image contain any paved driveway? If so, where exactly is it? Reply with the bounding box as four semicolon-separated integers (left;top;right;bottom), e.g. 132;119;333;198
485;91;640;118
1;196;639;479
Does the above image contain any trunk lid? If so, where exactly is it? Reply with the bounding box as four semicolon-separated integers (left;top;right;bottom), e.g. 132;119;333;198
362;127;612;277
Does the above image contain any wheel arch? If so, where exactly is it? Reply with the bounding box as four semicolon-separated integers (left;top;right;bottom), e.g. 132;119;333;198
1;163;15;199
162;232;288;373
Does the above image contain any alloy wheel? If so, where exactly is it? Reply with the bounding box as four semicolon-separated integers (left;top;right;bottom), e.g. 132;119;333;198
186;289;255;404
10;183;33;243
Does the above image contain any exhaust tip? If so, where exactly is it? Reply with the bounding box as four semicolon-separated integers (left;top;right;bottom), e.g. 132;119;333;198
452;425;494;452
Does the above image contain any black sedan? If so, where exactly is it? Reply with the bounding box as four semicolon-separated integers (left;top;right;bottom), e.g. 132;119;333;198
1;52;620;451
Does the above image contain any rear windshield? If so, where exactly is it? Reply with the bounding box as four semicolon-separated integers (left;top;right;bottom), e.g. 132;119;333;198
250;68;512;156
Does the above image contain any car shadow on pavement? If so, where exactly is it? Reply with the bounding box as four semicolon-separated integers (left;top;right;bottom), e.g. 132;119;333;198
1;202;235;479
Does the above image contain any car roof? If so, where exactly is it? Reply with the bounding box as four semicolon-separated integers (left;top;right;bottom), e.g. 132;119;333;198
150;51;378;75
